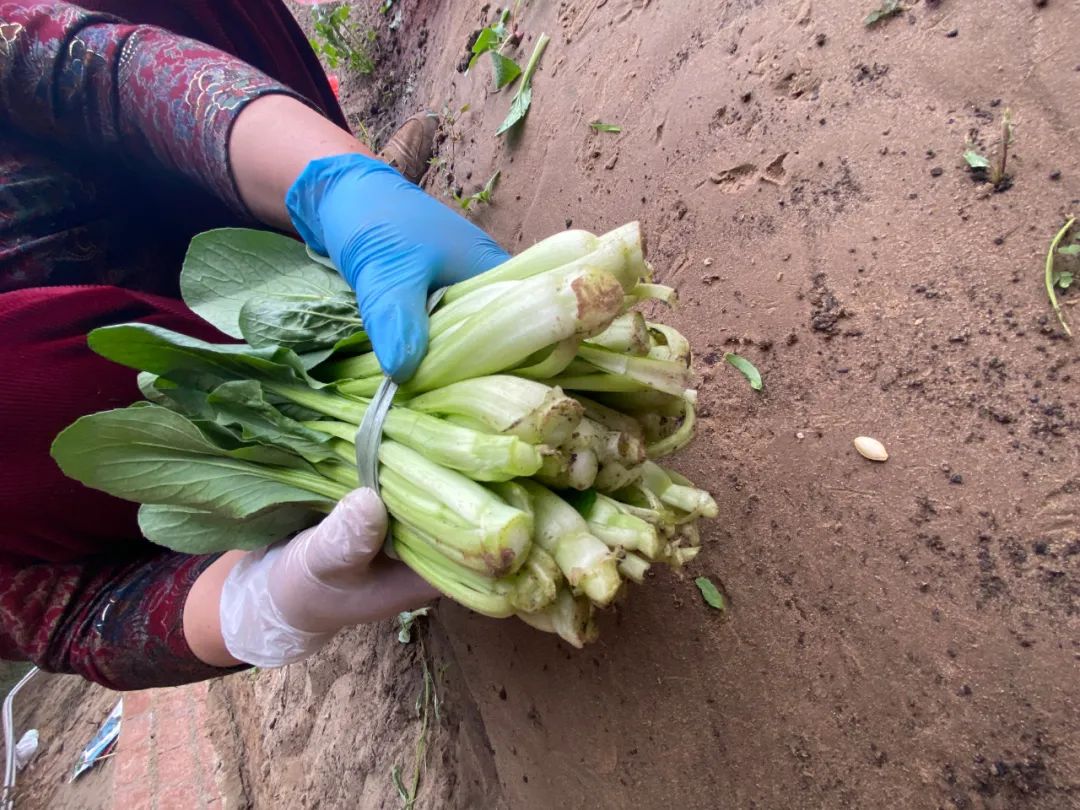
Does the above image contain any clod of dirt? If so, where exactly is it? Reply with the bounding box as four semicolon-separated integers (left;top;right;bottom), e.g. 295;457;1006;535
762;153;789;185
709;163;758;192
809;273;849;336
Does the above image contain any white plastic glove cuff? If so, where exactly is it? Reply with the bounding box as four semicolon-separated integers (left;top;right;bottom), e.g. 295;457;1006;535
219;543;335;668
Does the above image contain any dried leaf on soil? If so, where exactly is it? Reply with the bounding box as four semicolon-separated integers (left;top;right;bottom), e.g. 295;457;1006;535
963;149;991;170
863;0;902;27
695;577;726;611
723;352;763;391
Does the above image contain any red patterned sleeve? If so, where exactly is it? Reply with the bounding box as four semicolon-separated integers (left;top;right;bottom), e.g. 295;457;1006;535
0;1;307;214
0;551;245;690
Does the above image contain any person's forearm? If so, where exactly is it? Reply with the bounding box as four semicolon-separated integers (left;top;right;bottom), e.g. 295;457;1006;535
229;95;376;231
183;550;247;667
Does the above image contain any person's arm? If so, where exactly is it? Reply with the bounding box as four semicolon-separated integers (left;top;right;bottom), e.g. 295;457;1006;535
228;94;371;231
0;2;313;216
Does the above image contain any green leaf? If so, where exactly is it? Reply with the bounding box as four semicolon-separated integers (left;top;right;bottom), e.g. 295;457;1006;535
1054;270;1074;289
863;0;902;26
396;607;431;643
467;27;500;71
181;229;352;339
497;83;533;135
139;503;318;554
1057;244;1080;257
490;52;522;90
51;405;339;519
238;291;364;355
491;8;511;41
963;149;991;170
496;33;549;135
695;577;726;611
723;352;763;391
476;171;500;204
87;323;321;392
589;121;622;133
203;381;341;463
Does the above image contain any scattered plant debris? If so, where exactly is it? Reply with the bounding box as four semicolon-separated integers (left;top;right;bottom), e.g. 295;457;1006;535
590;121;622;133
965;109;1014;190
864;0;903;27
723;352;763;391
467;9;523;90
1045;217;1076;336
695;577;727;611
497;33;551;135
451;171;500;211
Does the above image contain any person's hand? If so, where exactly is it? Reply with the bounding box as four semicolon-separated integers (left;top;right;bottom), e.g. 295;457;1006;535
219;489;438;668
285;153;510;381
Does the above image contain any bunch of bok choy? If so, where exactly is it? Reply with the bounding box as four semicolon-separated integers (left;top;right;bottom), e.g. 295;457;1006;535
52;222;717;647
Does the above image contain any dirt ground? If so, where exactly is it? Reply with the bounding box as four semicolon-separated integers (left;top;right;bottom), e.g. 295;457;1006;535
12;1;1077;808
8;673;117;809
216;1;1080;808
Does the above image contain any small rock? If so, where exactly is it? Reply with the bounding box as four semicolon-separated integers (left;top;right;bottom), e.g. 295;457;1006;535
703;257;713;266
815;33;827;46
946;29;959;38
1049;170;1062;181
795;431;805;440
930;167;944;177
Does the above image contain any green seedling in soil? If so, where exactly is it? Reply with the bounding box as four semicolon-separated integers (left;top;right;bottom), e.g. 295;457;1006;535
497;33;550;135
468;8;523;90
310;5;376;74
864;0;903;27
695;577;726;612
391;620;438;810
590;121;622;133
451;171;500;211
965;109;1014;190
1046;217;1076;336
723;352;763;391
439;103;472;143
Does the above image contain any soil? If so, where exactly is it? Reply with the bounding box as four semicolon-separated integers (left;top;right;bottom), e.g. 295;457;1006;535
8;674;117;809
229;1;1079;807
12;1;1078;808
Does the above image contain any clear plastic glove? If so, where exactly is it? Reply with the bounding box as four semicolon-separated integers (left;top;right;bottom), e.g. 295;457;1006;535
219;488;437;668
286;153;510;381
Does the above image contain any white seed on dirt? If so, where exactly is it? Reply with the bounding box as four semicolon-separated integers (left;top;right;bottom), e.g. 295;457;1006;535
854;436;888;462
703;257;713;266
795;431;805;440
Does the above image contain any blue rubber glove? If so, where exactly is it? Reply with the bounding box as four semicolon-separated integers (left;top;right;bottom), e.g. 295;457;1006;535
286;153;510;381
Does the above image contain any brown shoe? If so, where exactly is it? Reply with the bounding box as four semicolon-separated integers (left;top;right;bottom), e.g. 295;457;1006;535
379;112;438;184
